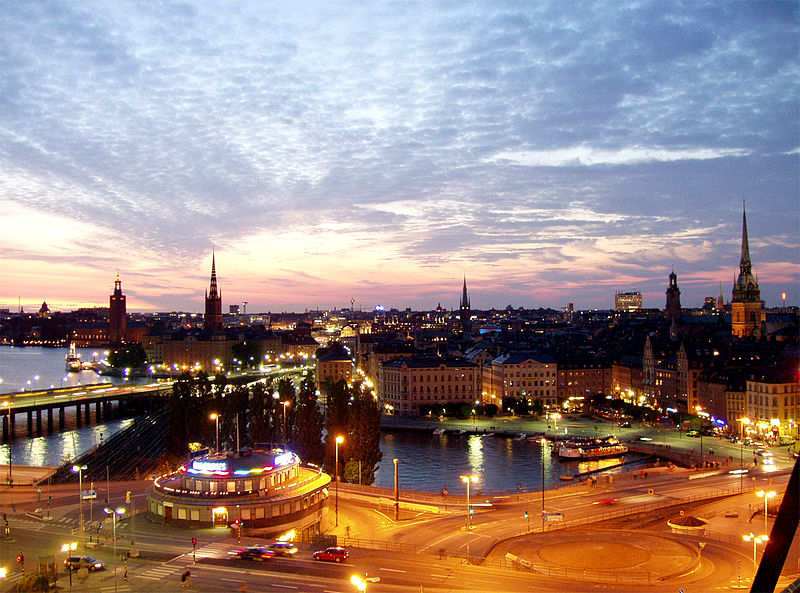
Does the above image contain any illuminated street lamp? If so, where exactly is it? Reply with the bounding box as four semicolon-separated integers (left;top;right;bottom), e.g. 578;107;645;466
350;574;380;592
335;436;344;527
61;542;76;588
742;533;768;576
756;490;776;534
104;507;125;593
281;401;290;441
71;465;87;548
460;475;479;529
209;413;219;453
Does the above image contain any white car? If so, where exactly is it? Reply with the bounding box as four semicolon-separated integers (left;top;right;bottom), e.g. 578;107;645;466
81;490;97;500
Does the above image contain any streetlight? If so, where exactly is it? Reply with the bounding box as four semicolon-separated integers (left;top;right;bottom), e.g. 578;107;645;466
71;465;87;548
104;507;125;593
550;412;561;486
209;413;219;453
756;490;776;534
350;574;380;592
742;533;768;576
695;406;707;466
2;402;11;488
393;458;399;522
335;436;344;527
61;542;76;589
282;401;290;441
460;475;478;529
738;417;751;492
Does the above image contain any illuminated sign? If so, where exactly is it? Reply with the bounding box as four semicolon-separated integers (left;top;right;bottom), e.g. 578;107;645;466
274;452;297;467
191;461;228;472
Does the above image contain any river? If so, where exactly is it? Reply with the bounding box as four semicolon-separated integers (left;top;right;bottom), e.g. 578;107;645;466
0;346;647;491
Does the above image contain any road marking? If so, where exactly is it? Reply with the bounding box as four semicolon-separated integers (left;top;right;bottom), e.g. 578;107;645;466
380;568;406;573
271;585;297;589
431;574;450;578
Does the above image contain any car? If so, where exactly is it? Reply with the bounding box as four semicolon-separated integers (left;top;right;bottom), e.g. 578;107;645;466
756;449;773;457
65;556;104;571
592;498;618;505
312;546;348;562
686;430;700;438
233;546;275;561
80;490;97;500
618;421;632;428
268;542;298;556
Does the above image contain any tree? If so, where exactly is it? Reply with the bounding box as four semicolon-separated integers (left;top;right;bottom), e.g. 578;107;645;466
343;382;382;485
247;382;273;445
291;377;325;465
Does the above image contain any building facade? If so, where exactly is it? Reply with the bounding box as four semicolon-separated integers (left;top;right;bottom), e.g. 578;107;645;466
482;352;557;408
615;292;643;313
147;448;330;537
379;357;479;415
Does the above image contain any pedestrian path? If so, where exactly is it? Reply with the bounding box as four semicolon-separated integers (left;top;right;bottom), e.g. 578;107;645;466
195;540;241;559
97;584;135;593
137;563;184;581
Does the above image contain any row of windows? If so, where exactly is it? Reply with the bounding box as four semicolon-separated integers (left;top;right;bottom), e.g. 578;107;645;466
747;395;800;407
409;385;473;393
410;373;473;382
749;384;797;394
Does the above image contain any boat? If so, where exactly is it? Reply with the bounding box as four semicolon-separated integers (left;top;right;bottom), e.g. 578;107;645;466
513;433;526;441
481;432;494;437
432;428;444;436
557;435;628;459
65;344;82;372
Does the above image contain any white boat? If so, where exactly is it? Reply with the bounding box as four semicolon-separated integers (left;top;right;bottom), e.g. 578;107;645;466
432;428;444;436
65;344;81;372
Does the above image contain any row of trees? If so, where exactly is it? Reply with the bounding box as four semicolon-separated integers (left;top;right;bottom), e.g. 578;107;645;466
163;373;382;485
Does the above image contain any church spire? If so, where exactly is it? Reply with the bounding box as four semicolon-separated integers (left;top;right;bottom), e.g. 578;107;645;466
204;250;223;331
209;249;219;297
459;276;471;333
739;200;752;277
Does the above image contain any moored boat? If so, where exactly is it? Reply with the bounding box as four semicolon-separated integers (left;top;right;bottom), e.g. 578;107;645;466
558;435;628;459
65;344;81;372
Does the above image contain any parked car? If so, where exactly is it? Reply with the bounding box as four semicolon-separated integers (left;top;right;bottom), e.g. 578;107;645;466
65;556;104;571
312;547;349;563
233;546;275;561
268;542;298;556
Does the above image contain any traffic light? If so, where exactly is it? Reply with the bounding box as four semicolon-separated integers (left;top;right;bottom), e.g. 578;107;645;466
192;537;197;548
524;511;528;518
16;553;23;564
125;490;131;503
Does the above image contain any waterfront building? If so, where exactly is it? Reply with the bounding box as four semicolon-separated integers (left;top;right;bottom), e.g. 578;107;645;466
615;292;643;313
642;334;680;412
556;357;612;405
379;357;479;415
731;204;764;339
611;356;644;402
109;275;127;344
482;351;557;408
147;447;331;536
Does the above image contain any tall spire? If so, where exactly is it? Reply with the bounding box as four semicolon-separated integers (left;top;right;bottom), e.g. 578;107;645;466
739;200;752;276
209;249;218;296
460;276;470;309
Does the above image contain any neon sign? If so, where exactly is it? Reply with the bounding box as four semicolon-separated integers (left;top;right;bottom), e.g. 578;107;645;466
192;461;228;472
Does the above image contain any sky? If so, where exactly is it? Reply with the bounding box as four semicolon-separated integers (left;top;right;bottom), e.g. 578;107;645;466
1;1;798;314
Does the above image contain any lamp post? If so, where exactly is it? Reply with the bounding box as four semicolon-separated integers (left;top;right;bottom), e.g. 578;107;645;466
393;458;399;522
460;475;478;529
61;542;76;589
209;413;219;453
551;412;561;487
104;507;125;593
282;401;290;442
335;436;344;527
540;437;547;531
71;465;87;548
742;533;768;577
739;417;750;492
756;490;776;534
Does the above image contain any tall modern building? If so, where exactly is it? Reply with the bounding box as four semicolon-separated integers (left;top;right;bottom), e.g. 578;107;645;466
664;270;682;322
731;204;763;338
614;291;643;312
109;275;127;344
204;252;223;331
459;277;471;332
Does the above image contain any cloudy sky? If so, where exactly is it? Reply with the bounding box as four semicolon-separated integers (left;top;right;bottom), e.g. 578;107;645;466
1;1;797;314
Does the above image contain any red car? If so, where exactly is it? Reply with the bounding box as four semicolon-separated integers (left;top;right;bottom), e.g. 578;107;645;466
592;497;618;505
312;546;348;563
233;546;275;561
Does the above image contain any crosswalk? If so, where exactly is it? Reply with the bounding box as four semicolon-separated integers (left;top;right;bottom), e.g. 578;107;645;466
196;540;239;560
137;563;184;581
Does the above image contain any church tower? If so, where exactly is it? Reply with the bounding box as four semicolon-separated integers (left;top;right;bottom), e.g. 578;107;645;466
204;252;223;331
459;276;471;332
664;269;682;322
109;275;127;344
731;203;763;338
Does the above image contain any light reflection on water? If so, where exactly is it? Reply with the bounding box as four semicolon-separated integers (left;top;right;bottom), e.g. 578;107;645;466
375;432;647;494
0;418;135;468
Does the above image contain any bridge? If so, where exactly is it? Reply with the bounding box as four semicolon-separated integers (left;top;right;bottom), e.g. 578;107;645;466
0;383;172;441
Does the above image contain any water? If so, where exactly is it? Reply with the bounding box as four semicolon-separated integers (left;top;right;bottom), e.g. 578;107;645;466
0;345;124;393
0;346;647;490
373;431;647;493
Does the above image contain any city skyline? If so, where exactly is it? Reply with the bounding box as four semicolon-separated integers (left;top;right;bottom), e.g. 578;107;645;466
1;2;798;313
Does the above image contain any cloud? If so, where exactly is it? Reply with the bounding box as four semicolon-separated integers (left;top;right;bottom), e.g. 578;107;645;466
487;146;749;167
